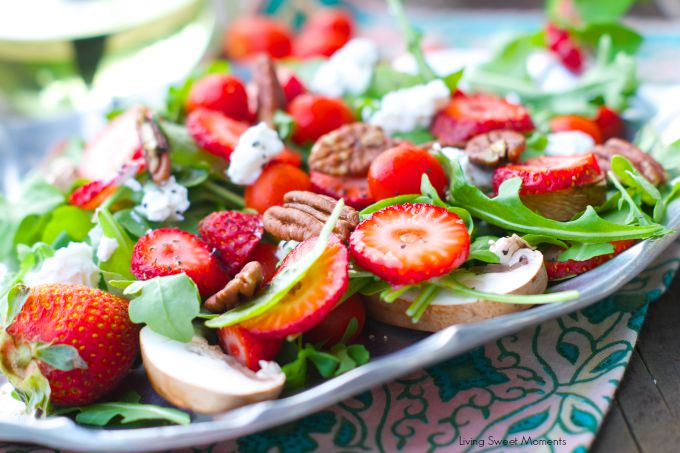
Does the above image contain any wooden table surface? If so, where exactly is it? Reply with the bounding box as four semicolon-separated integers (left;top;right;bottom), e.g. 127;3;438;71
592;275;680;453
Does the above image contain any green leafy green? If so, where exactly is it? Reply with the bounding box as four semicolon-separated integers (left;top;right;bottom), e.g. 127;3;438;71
610;155;661;206
654;177;680;223
282;342;370;390
385;0;436;82
446;160;665;242
468;236;501;264
273;110;295;140
41;206;93;245
114;209;152;238
125;274;201;343
58;391;190;426
206;199;346;328
571;22;642;55
391;128;436;145
437;276;580;304
0;284;30;328
557;242;615;262
97;209;135;281
571;0;635;23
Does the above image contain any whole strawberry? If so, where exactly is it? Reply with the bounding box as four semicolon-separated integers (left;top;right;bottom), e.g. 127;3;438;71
0;284;139;409
199;211;264;275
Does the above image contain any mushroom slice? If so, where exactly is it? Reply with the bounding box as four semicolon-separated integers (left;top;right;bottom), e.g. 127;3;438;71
140;327;285;414
366;235;548;332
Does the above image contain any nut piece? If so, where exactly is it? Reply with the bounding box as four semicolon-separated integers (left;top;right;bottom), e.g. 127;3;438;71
253;54;287;128
205;262;264;313
263;191;359;242
308;123;398;176
592;138;667;186
465;130;526;167
137;109;171;185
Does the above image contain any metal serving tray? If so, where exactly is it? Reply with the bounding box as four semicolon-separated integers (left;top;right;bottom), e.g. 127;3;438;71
0;201;677;452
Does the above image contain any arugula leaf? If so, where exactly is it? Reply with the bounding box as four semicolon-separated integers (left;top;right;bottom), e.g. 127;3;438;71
206;199;346;328
468;236;501;264
610;155;661;206
42;206;93;245
571;0;635;23
571;22;642;55
385;0;436;82
437;276;579;304
60;391;189;426
607;170;654;226
125;274;201;343
557;242;615;262
114;209;152;238
654;178;680;223
446;160;665;242
649;138;680;179
522;234;568;249
96;209;135;281
0;284;29;328
282;342;370;390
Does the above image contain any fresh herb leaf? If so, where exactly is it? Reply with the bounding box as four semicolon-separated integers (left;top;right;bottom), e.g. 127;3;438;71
654;177;680;223
282;342;370;389
113;209;152;238
522;234;568;249
649;138;680;179
610;155;661;205
571;22;642;55
607;170;654;226
557;242;615;262
42;206;93;245
468;236;501;264
97;209;135;281
126;274;201;342
446;159;665;242
571;0;636;23
206;199;346;328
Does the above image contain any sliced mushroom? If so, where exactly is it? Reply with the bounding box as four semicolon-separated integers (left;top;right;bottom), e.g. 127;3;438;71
365;236;548;332
140;327;285;414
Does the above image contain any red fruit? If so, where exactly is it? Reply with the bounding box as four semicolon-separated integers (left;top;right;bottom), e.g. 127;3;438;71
293;9;353;58
367;144;448;201
224;16;292;60
186;74;250;122
0;284;139;407
271;147;303;167
278;68;306;103
595;106;624;141
545;22;584;74
288;94;354;145
217;325;282;371
545;240;636;280
186;108;249;160
304;295;366;347
311;171;374;209
244;163;313;214
550;115;603;144
349;203;470;285
240;236;349;338
69;180;118;210
248;242;280;283
78;108;144;181
131;228;230;297
431;94;534;146
493;153;602;195
198;211;264;275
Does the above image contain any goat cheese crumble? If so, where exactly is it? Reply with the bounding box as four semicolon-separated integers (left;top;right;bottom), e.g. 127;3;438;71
369;79;450;135
227;122;284;185
96;236;119;262
311;38;380;97
544;131;595;156
136;177;190;222
526;50;579;93
23;242;100;288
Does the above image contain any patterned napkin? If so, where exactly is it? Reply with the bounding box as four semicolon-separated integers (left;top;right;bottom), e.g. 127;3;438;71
2;240;676;453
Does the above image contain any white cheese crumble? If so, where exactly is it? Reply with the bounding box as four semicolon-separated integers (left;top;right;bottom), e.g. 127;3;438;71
488;234;533;266
227;122;284;185
311;38;380;97
136;176;190;222
526;50;579;93
275;240;299;262
96;236;119;262
369;79;450;135
23;242;100;288
437;144;494;190
544;131;595;156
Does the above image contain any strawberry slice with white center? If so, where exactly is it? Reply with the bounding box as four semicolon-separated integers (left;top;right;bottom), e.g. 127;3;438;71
78;108;144;181
349;203;470;285
217;325;282;371
240;236;349;338
493;153;602;195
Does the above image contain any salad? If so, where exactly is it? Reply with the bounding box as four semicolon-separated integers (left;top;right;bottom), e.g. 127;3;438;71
1;0;678;427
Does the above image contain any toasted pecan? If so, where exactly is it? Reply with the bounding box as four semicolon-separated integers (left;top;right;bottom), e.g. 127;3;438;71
204;262;264;313
465;130;526;167
592;138;667;185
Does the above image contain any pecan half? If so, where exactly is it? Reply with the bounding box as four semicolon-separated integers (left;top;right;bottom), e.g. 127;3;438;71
263;191;359;242
253;54;287;128
137;109;171;185
465;130;526;167
308;123;398;176
204;262;264;313
592;138;667;186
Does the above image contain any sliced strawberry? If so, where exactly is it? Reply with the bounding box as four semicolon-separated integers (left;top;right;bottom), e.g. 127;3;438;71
431;94;534;146
131;228;230;297
186;108;249;160
248;242;279;283
240;236;349;338
217;325;282;371
545;240;636;280
278;68;306;103
493;153;602;195
69;180;118;210
78;108;144;181
271;147;303;167
310;171;374;209
545;22;584;74
595;106;624;141
198;211;264;275
349;203;470;285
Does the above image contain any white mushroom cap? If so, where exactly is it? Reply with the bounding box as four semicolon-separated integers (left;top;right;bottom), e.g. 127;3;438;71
140;327;285;415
